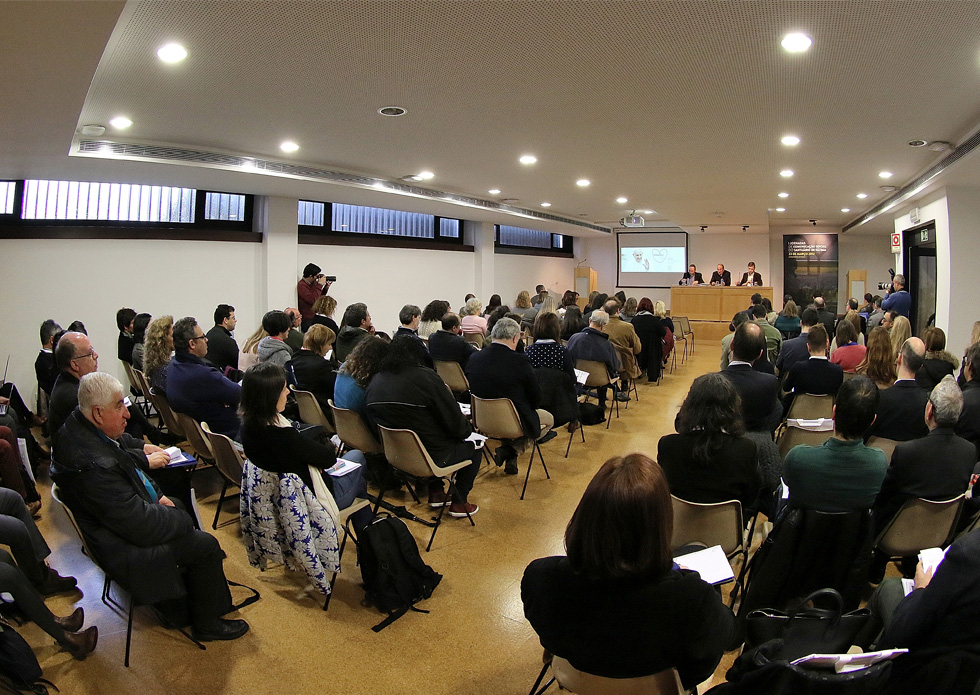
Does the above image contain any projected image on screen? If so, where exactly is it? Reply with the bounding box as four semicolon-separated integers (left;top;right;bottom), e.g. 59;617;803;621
617;231;689;288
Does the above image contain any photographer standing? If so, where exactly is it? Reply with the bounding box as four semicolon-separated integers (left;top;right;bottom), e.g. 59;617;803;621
882;273;911;319
297;263;333;331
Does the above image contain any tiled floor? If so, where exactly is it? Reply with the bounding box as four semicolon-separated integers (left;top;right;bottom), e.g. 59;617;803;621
20;348;885;693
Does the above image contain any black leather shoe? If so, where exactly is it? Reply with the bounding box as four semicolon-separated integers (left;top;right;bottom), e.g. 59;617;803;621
193;618;250;642
36;567;78;596
504;458;519;475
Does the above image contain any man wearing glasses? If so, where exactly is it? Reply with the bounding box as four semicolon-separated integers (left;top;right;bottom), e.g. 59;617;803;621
166;317;242;440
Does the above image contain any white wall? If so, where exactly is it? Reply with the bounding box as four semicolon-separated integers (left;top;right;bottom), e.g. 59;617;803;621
689;233;771;286
493;252;580;308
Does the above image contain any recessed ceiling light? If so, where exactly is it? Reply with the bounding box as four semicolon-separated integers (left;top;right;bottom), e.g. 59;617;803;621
408;175;424;182
109;116;132;129
908;139;927;147
878;171;893;179
378;106;407;117
781;135;801;146
780;169;794;177
775;207;786;212
80;124;105;136
856;193;868;199
488;189;501;195
616;197;628;204
280;141;299;153
576;179;590;187
156;43;187;63
778;192;789;198
880;185;897;192
841;208;851;213
417;171;434;180
540;202;552;207
519;154;537;165
643;210;654;215
781;32;812;53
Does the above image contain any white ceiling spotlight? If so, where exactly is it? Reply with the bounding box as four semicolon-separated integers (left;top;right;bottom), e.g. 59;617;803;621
156;43;187;63
109;116;132;129
779;169;794;178
781;135;801;146
576;179;590;187
878;171;893;179
416;171;434;180
781;32;812;53
841;208;851;212
378;106;407;117
488;189;501;195
540;202;552;207
856;192;868;199
778;192;789;198
519;154;537;164
616;196;628;204
279;141;299;153
775;207;786;212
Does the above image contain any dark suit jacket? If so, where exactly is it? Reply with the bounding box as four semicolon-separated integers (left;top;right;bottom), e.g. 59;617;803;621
816;308;837;337
205;325;240;372
776;334;809;378
34;350;57;395
737;271;763;287
956;381;980;455
867;379;930;442
393;326;433;368
784;357;844;396
428;330;476;368
680;271;704;285
466;342;542;438
873;427;974;533
722;363;781;432
709;270;732;286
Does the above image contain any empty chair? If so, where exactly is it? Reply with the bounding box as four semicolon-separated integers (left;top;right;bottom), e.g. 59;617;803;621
292;387;336;435
672;319;689;364
575;359;620;429
434;360;470;394
201;422;246;529
471;395;550;500
376;425;476;551
676;315;695;356
786;393;835;421
874;494;965;562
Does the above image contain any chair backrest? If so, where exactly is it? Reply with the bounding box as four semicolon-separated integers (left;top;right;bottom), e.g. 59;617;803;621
434;360;469;393
551;656;687;695
671;496;743;557
174;411;213;460
308;464;341;527
463;332;484;347
327;399;383;454
50;483;102;568
471;395;525;440
132;367;153;400
786;393;835;421
575;359;613;388
121;360;141;394
201;422;245;488
876;494;965;557
866;436;900;462
292;388;336;434
148;388;186;437
377;425;439;479
777;425;834;459
677;316;691;335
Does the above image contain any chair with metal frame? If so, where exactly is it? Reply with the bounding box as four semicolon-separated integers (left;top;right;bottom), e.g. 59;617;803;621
776;423;834;459
131;368;160;425
200;422;246;530
307;464;370;610
292;387;336;435
786;393;835;421
50;484;206;667
670;495;754;606
575;359;620;429
471;394;551;500
121;361;151;416
613;344;640;408
463;332;485;348
173;411;215;467
376;425;476;551
529;653;689;695
874;494;965;566
434;360;470;394
672;318;689;363
146;387;188;443
676;315;695;356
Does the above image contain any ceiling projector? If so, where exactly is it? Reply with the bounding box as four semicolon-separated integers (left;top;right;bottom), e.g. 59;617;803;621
620;215;645;227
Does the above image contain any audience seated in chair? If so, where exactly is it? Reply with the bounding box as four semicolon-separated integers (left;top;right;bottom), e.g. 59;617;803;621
630;297;666;382
366;336;481;517
602;299;642;389
287;324;339;413
955;342;980;453
35;318;62;398
566;310;622;412
335;302;375;361
658;373;761;512
427;312;477;369
829;316;867;372
721;321;782;434
783;375;888;512
781;324;844;416
467;318;554;476
143;315;175;396
116;307;137;365
167;317;242;440
522;454;736;692
865;337;929;442
333;336;389;420
283;308;305;353
52;372;248;642
392;303;433;368
775;308;819;383
256;310;294;368
205;303;241;374
240;363;372;531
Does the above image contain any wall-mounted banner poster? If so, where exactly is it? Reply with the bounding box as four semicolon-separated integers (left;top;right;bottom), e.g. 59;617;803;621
783;234;839;314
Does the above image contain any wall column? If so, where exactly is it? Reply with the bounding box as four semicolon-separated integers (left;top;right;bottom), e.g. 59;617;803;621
255;195;299;312
470;221;496;302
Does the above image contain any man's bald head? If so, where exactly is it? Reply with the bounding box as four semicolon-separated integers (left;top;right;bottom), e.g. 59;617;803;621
731;321;766;363
56;331;98;376
899;337;926;375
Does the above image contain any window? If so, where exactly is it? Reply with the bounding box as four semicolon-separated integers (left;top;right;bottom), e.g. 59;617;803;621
332;203;433;238
0;181;15;215
21;180;196;222
204;192;246;221
496;224;569;253
298;200;325;227
438;217;460;238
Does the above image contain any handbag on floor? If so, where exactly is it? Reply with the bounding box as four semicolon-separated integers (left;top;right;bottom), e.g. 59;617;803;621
744;588;871;662
0;617;57;694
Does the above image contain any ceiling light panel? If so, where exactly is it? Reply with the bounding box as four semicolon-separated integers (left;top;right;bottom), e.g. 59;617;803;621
156;43;187;63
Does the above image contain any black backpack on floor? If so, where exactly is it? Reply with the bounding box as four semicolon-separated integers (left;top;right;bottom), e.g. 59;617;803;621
358;514;442;632
0;618;57;694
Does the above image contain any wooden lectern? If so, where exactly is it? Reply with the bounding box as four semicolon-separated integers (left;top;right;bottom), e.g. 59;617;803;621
574;267;597;309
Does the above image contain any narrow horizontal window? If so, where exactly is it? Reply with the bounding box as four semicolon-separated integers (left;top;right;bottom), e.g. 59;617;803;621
298;200;325;227
204;192;246;221
21;180;195;223
438;218;460;238
0;181;15;215
498;225;553;249
332;203;434;238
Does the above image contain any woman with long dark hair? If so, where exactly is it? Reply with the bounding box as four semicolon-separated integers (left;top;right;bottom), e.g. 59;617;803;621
657;373;760;509
522;453;736;691
240;362;372;529
418;299;450;340
856;326;897;389
560;306;586;341
630;297;666;382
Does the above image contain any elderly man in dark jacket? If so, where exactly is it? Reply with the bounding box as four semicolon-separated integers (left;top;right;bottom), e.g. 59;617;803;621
52;372;248;642
566;310;622;411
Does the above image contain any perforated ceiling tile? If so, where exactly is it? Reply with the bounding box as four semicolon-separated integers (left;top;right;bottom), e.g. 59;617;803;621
76;1;980;230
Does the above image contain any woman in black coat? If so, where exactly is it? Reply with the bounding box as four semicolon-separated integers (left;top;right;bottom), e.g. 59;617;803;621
287;324;339;412
522;453;736;691
631;297;666;382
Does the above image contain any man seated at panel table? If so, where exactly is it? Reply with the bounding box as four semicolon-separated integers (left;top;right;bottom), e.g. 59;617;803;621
709;264;732;286
679;264;703;286
736;261;764;287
